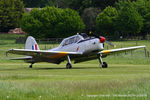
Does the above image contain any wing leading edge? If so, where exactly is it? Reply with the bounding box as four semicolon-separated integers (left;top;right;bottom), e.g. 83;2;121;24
99;45;146;55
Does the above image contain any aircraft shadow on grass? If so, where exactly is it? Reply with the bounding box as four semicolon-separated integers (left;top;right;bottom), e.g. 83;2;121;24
35;66;99;70
0;66;99;71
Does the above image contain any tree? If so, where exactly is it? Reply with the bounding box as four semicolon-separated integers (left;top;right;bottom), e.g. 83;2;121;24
115;0;135;9
134;0;150;17
134;0;150;35
96;6;118;36
81;7;101;32
143;12;150;34
23;0;53;8
93;0;118;9
115;0;143;36
23;0;72;8
69;0;93;14
0;0;24;32
69;0;117;15
52;0;72;8
20;7;85;38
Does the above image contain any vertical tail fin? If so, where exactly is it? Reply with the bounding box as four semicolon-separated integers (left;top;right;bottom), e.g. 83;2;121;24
25;36;40;50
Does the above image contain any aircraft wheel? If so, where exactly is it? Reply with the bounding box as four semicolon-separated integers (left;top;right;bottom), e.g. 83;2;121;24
102;62;108;68
29;64;32;68
66;63;72;69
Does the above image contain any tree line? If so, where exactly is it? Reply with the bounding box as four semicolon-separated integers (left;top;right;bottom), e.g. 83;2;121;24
0;0;150;39
0;0;24;32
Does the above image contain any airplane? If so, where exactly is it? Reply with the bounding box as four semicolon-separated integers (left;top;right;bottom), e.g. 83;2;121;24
6;32;146;69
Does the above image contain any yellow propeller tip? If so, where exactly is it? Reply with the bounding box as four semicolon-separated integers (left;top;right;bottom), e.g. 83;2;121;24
89;31;92;35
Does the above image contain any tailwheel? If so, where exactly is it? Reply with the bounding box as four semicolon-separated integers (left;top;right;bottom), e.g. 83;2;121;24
29;63;33;68
66;63;72;69
102;62;108;68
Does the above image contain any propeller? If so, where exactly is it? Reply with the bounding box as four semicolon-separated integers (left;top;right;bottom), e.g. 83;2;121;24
105;40;116;48
89;32;116;48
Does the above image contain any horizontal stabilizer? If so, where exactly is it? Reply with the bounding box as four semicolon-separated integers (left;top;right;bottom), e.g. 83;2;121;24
9;56;32;60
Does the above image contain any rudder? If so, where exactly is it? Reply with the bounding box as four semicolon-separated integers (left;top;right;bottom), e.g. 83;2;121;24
25;36;40;50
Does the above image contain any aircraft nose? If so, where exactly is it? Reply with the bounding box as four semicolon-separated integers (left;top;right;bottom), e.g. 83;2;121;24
100;36;106;43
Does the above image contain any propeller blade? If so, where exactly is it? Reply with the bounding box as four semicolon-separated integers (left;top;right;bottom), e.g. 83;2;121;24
105;40;116;48
89;32;99;38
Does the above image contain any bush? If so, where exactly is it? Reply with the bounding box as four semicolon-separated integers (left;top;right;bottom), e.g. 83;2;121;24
20;7;85;38
0;0;24;32
96;6;118;36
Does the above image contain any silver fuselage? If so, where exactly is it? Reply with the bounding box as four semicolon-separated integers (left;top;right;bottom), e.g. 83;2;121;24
48;35;104;63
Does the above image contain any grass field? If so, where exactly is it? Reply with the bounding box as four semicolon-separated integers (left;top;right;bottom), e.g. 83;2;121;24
0;34;150;100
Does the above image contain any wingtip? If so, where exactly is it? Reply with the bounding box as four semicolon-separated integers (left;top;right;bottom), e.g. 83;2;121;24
114;45;117;48
138;45;146;48
6;49;11;57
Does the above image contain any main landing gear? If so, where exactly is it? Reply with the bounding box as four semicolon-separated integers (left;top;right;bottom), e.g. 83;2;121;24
98;54;108;68
66;55;72;69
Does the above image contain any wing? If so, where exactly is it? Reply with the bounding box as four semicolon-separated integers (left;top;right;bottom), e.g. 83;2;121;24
99;45;146;55
6;49;83;59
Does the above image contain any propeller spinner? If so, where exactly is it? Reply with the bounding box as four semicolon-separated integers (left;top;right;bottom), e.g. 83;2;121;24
89;32;116;48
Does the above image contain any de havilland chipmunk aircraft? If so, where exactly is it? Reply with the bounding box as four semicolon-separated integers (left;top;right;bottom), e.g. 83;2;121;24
6;33;146;69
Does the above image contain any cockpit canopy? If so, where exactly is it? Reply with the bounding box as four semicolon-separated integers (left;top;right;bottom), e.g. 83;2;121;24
60;35;84;46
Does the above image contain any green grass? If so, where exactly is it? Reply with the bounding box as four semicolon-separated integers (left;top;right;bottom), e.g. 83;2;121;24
0;64;150;100
0;34;150;100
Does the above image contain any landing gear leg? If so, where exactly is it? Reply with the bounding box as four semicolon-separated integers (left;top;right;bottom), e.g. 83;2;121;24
29;63;33;68
66;55;72;69
98;54;108;68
